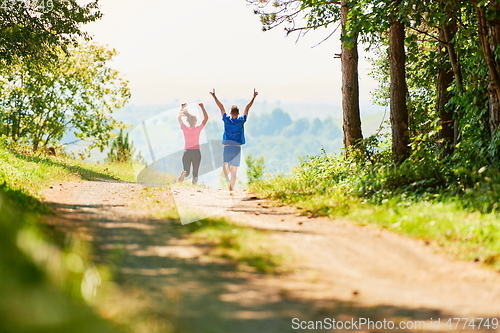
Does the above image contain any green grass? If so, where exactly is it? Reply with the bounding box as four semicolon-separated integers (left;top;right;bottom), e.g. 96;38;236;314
248;145;500;271
181;218;291;274
348;199;500;268
0;142;161;333
250;173;500;271
0;190;120;333
0;142;135;213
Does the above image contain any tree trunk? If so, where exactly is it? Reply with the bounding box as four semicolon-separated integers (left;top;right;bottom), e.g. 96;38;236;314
437;25;457;156
477;3;500;134
442;23;463;92
340;0;363;149
436;63;455;157
442;19;461;144
488;2;500;133
389;9;409;163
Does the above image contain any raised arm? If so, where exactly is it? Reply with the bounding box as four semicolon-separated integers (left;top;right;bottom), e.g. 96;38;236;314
244;89;258;117
178;103;187;126
199;102;209;127
209;89;226;116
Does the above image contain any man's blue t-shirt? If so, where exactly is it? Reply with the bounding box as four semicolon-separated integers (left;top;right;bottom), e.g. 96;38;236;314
222;113;247;145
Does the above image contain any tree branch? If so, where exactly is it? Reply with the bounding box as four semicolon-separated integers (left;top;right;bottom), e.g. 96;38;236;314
408;26;443;43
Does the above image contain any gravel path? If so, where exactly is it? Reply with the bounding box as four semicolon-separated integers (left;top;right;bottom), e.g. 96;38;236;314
42;180;500;333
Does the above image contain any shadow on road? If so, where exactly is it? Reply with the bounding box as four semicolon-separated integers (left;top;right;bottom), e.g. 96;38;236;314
43;200;498;333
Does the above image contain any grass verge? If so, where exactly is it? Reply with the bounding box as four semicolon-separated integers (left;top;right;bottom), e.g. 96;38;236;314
250;176;500;272
0;142;134;214
0;141;170;333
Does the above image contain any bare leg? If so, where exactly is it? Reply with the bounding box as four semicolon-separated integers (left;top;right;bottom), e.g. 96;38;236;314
229;165;238;191
222;162;230;182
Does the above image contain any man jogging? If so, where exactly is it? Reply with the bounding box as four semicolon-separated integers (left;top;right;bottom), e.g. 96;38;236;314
209;89;258;192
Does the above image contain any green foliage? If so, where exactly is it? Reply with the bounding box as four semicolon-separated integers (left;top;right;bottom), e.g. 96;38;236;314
0;141;162;333
250;0;500;171
0;42;130;152
0;193;119;333
251;136;500;269
245;154;265;184
0;141;129;332
0;137;133;210
0;0;101;64
248;0;500;271
106;129;134;163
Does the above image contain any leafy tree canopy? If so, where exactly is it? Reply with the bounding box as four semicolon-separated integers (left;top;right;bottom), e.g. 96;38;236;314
0;0;101;64
0;42;131;152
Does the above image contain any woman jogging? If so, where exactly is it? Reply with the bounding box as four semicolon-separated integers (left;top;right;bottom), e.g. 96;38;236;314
178;102;209;184
209;89;258;192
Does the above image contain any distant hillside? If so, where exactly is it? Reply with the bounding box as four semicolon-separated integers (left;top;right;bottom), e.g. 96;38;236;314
115;103;179;124
113;100;385;123
332;110;389;138
71;103;387;175
254;101;385;119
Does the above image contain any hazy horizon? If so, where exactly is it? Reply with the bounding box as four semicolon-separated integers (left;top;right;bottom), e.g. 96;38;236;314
83;0;380;107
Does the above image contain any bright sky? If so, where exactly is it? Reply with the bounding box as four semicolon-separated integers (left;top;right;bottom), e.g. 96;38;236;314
83;0;377;106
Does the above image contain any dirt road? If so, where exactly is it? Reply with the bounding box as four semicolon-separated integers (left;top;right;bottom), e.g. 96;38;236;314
42;180;500;333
